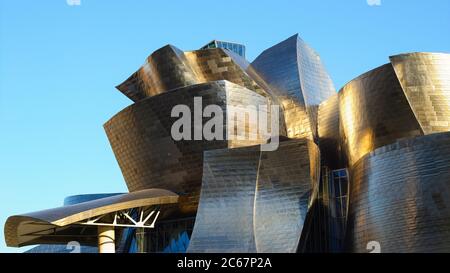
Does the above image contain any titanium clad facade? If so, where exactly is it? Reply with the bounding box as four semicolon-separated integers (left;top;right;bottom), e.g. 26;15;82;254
251;34;336;140
338;64;423;166
182;49;267;96
251;35;312;139
297;37;337;139
104;81;270;213
188;139;320;253
254;139;320;253
187;146;261;253
116;45;198;101
5;34;450;253
347;132;450;253
117;46;269;102
390;53;450;134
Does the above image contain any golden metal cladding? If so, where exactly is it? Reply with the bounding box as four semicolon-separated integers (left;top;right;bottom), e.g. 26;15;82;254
104;81;273;214
337;52;450;167
390;52;450;134
116;45;270;101
338;64;423;166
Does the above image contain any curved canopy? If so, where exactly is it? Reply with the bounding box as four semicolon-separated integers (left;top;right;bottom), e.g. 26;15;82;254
4;189;178;247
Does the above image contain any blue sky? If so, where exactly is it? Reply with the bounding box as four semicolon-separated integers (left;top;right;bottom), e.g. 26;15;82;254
0;0;449;252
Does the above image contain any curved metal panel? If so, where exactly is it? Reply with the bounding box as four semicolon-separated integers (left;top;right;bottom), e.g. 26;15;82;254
184;48;267;97
250;34;336;140
117;45;270;101
116;45;198;101
187;146;261;253
104;81;269;212
338;64;423;166
254;139;320;253
297;38;336;108
4;189;179;247
390;52;450;134
251;35;312;139
297;37;337;139
188;139;319;253
347;132;450;253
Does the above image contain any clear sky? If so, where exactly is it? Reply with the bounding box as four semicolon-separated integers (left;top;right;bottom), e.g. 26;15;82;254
0;0;449;253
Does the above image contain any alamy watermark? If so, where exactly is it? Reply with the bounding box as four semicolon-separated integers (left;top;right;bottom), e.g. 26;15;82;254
66;0;81;6
66;241;81;253
366;241;381;253
367;0;381;6
171;97;280;152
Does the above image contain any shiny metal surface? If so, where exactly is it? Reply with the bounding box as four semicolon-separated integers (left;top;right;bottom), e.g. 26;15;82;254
251;34;336;140
390;52;450;134
116;45;198;101
4;189;178;247
188;139;320;253
254;139;320;253
105;81;269;213
297;37;337;139
6;29;450;253
117;46;269;101
346;132;450;253
187;146;261;253
338;64;423;166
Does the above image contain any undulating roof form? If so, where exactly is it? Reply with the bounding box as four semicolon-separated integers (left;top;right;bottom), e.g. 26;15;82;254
25;193;124;253
116;45;268;102
5;189;178;247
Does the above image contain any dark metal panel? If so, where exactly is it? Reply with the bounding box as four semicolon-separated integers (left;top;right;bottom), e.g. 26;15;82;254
318;93;341;168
